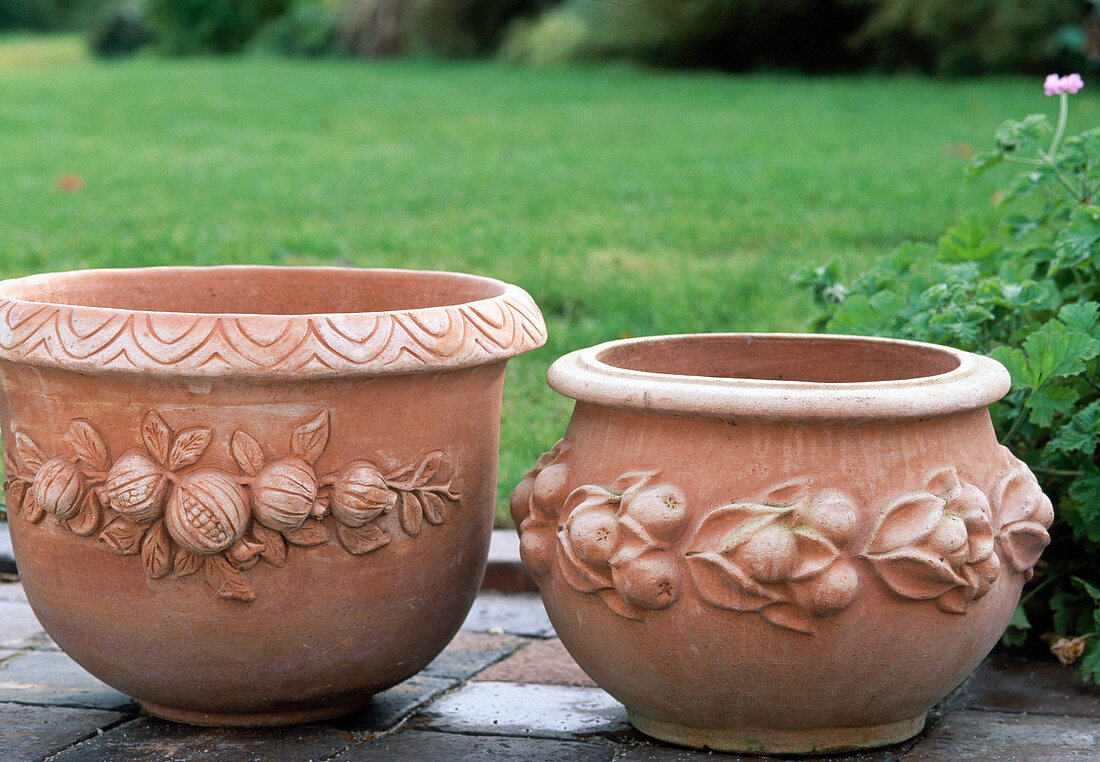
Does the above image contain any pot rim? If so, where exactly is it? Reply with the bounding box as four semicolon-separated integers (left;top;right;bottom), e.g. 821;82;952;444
0;266;546;379
547;332;1010;421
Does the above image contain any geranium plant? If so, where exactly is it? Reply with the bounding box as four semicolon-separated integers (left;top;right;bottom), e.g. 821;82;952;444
796;74;1100;682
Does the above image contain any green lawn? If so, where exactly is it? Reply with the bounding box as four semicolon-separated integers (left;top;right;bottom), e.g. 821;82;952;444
2;36;1095;524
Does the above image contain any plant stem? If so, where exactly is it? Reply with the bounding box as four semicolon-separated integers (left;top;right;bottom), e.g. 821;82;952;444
1050;92;1070;159
1000;391;1034;445
1032;466;1085;477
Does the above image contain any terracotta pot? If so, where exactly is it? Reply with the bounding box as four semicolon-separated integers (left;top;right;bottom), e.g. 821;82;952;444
513;333;1052;755
0;265;545;726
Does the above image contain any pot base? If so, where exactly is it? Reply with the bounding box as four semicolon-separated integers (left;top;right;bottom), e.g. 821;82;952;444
626;710;926;755
140;699;371;728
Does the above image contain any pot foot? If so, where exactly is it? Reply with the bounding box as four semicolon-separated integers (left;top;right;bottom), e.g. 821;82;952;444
626;710;926;755
140;699;371;728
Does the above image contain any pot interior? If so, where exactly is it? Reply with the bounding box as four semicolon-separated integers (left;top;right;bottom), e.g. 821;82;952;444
0;267;506;315
596;335;960;384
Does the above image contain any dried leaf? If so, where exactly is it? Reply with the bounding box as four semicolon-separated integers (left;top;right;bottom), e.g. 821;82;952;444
399;491;424;537
284;519;329;546
421;490;446;525
230;430;265;476
1000;522;1051;573
141;521;173;579
66;420;110;470
291;410;330;464
865;546;967;600
141;411;172;467
205;556;256;602
335;522;391;555
685;553;778;612
252;522;287;566
99;517;147;555
866;492;945;554
412;451;443;484
168;427;212;471
173;547;205;577
597;588;643;620
65;491;102;536
20;487;44;523
14;431;46;473
759;602;815;634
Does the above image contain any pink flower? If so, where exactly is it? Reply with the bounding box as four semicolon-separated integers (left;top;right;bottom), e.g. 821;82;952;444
1045;73;1085;96
1062;73;1085;94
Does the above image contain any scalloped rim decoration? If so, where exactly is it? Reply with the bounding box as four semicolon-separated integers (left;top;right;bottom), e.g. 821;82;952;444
2;409;461;602
0;267;547;378
514;444;1051;634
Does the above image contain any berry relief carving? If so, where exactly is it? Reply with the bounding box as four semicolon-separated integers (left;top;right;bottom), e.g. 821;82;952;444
2;410;460;602
513;443;1053;634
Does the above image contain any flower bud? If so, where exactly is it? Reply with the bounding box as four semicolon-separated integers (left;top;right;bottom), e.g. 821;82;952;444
330;461;396;527
33;458;85;519
104;451;167;523
250;458;317;533
166;470;250;555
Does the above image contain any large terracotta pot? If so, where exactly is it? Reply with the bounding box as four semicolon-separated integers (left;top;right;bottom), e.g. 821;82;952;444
512;333;1053;755
0;265;545;726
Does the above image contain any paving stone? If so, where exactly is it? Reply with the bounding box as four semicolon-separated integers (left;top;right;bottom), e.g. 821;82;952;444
0;581;26;602
0;601;53;649
960;655;1100;717
0;702;129;761
334;675;459;733
0;522;13;573
461;592;555;638
412;680;631;739
901;710;1100;761
48;717;353;761
335;729;615;761
422;630;527;680
0;650;135;711
474;637;596;687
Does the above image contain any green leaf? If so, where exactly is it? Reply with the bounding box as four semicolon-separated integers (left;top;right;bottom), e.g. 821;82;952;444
1026;382;1079;426
1000;602;1031;647
991;346;1029;387
1072;576;1100;603
1068;473;1100;540
1047;401;1100;455
1059;205;1100;265
1059;302;1100;339
1078;628;1100;684
1021;322;1099;387
936;215;1001;263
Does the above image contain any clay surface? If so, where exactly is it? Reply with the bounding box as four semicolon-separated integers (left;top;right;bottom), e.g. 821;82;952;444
514;333;1052;755
0;266;546;726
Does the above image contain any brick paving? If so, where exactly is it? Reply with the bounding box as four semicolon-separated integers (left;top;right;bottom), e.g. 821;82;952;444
1;527;1099;760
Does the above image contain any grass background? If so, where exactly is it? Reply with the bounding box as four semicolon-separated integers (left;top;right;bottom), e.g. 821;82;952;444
2;36;1095;523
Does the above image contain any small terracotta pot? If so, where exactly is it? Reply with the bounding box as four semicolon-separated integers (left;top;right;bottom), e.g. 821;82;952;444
0;265;545;726
513;333;1052;755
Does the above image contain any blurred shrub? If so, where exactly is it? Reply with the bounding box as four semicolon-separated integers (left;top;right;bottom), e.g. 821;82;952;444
402;0;558;57
337;0;405;57
89;5;155;59
251;1;339;56
500;0;866;71
144;0;294;54
0;0;95;30
847;0;1086;74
